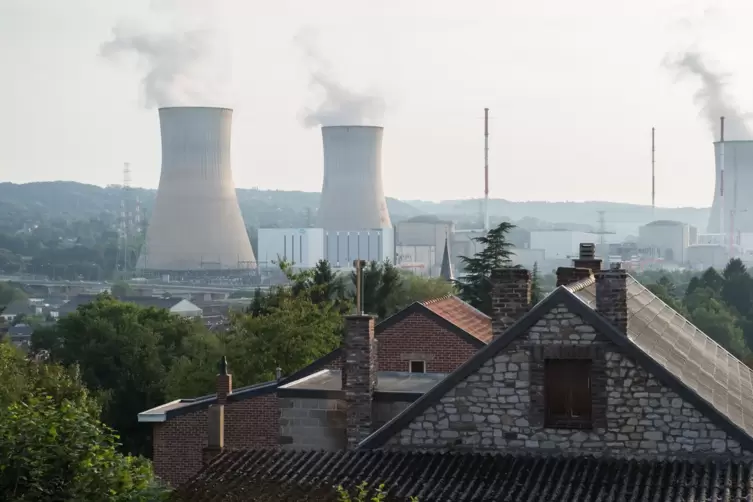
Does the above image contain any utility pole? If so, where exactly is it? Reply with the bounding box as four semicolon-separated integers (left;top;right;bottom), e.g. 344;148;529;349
483;107;490;232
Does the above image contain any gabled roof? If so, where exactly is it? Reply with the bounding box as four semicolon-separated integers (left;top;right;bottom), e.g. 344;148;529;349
361;285;753;451
177;448;753;502
58;295;198;315
1;300;32;316
378;295;490;346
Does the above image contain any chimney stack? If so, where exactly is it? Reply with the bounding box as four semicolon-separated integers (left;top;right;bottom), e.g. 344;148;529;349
490;268;531;339
596;263;628;334
572;243;602;273
203;356;231;465
342;315;377;449
556;267;594;287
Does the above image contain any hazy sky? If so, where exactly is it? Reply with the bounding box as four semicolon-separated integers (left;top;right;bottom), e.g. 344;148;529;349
2;0;753;207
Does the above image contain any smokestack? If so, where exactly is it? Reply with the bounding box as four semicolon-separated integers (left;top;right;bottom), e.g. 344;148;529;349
720;117;725;239
484;108;490;232
317;126;391;231
136;107;255;271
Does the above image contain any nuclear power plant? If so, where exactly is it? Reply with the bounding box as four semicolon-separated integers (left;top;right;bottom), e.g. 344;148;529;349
317;126;392;230
136;107;256;273
707;140;753;234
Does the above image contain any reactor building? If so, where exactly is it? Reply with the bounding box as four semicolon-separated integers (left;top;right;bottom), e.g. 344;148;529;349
707;140;753;234
136;107;256;272
256;125;394;270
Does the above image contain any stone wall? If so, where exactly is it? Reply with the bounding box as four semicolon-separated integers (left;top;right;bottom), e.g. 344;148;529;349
279;397;347;450
390;303;750;458
373;400;412;430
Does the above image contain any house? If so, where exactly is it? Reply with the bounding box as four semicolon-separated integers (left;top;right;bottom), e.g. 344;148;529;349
55;295;203;318
175;243;753;500
0;299;35;322
138;295;491;486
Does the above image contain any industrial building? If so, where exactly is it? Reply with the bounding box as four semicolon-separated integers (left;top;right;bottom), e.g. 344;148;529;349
256;227;394;270
637;220;696;264
529;230;602;260
316;126;392;231
136;107;255;273
394;216;454;276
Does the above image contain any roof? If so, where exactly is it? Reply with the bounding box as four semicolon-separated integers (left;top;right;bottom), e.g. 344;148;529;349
176;449;753;501
362;284;753;451
439;238;453;281
644;220;685;227
58;294;197;315
280;369;446;395
1;300;32;316
8;324;33;337
571;275;753;445
419;296;491;343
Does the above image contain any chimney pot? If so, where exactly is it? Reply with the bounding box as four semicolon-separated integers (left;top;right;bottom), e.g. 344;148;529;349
556;267;594;287
216;356;232;406
275;367;282;381
342;315;377;449
596;267;628;334
490;267;531;339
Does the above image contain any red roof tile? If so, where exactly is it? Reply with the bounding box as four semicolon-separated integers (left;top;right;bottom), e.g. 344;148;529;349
421;295;492;343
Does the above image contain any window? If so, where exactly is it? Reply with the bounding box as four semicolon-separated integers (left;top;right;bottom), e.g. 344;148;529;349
409;360;426;373
544;359;592;429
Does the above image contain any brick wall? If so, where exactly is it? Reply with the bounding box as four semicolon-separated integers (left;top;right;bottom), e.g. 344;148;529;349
391;303;752;459
153;393;278;487
378;312;479;373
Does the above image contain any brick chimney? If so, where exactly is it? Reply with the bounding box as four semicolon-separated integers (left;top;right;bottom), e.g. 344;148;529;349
203;356;231;464
596;263;628;334
572;243;602;274
490;267;531;339
342;315;377;449
556;266;594;287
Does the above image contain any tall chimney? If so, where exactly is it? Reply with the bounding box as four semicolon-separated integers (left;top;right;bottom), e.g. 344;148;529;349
203;356;231;464
556;267;594;287
596;263;628;334
342;315;377;449
490;268;531;339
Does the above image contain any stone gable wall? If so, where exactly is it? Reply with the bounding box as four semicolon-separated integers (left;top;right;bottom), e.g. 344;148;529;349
390;304;750;458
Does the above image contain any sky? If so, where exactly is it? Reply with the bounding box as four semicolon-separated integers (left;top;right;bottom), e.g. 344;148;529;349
2;0;753;208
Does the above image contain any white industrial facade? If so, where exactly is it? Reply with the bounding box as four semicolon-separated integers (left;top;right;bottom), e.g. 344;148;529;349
256;228;325;269
708;140;753;233
317;126;392;231
257;228;394;270
137;107;255;271
395;217;454;277
529;230;602;260
638;221;694;263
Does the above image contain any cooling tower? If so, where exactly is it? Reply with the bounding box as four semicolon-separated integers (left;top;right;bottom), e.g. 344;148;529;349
136;107;256;271
317;126;392;231
707;140;753;233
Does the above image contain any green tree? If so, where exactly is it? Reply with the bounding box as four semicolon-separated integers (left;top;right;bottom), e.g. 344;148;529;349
336;482;418;502
31;295;210;457
0;282;27;307
456;222;517;315
530;262;542;304
111;280;133;297
352;260;403;318
0;341;168;501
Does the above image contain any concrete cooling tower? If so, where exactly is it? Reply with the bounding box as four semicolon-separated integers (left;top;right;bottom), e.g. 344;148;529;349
707;141;753;234
136;107;256;271
317;126;392;231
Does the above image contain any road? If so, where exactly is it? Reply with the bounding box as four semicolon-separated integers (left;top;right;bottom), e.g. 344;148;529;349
0;276;255;294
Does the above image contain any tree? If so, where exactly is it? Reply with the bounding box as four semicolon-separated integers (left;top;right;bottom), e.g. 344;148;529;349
111;280;133;297
0;282;27;307
351;260;403;318
336;483;418;502
0;341;168;501
456;222;517;315
531;262;542;304
31;295;210;457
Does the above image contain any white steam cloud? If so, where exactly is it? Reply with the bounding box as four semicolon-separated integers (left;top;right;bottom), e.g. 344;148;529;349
99;9;230;109
296;29;386;128
664;50;751;141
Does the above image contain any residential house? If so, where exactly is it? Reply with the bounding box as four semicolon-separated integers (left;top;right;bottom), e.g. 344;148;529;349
0;299;36;322
55;295;203;318
176;244;753;501
139;295;492;486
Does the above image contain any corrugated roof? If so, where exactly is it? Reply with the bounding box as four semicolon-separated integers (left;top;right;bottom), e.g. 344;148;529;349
572;275;753;442
421;295;492;343
177;449;753;501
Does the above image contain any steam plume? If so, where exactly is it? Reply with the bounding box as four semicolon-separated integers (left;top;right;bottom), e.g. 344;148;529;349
296;29;386;127
664;50;750;140
100;15;229;108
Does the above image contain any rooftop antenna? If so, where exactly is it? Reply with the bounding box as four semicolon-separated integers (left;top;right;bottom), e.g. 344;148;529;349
720;117;725;245
651;127;655;220
483;107;490;232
